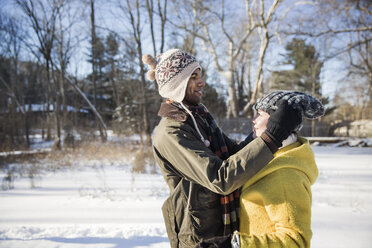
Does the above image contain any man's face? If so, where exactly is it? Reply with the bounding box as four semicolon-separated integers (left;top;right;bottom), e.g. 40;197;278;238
252;110;270;138
183;69;205;106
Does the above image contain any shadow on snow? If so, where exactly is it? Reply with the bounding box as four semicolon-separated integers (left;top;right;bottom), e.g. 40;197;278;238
45;236;169;248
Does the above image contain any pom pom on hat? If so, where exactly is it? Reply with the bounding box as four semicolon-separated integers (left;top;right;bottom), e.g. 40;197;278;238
146;70;155;81
254;90;325;120
142;54;157;69
142;54;158;81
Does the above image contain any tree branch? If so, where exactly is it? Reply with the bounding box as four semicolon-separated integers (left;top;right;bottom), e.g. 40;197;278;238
0;75;25;114
285;26;372;37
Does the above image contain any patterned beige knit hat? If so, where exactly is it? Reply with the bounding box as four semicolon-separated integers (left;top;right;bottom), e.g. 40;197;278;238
142;49;201;102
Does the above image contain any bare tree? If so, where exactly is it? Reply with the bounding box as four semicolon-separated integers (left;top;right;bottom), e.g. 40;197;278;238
285;0;372;121
157;0;168;54
64;74;108;136
90;0;98;107
145;0;156;56
145;0;168;56
88;0;107;142
171;0;282;118
116;0;152;146
16;0;60;146
234;44;254;111
54;0;86;145
240;0;282;116
340;0;372;119
347;32;372;119
284;0;372;38
0;11;30;148
197;0;255;117
105;32;120;107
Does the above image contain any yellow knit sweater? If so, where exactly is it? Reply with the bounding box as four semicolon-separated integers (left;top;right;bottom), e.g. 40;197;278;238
239;137;318;248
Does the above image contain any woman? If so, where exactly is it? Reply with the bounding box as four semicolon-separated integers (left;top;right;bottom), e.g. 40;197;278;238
234;91;324;248
198;91;324;248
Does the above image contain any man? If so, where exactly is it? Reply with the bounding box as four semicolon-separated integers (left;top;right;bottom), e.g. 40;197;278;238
142;49;301;248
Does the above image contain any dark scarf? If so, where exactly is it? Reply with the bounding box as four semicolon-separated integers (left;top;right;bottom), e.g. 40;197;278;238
177;102;241;236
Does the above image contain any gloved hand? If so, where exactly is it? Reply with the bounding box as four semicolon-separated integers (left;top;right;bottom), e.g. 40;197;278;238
195;234;232;248
265;100;302;147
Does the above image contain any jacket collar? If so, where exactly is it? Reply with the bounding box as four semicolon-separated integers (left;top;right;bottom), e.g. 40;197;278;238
158;102;188;122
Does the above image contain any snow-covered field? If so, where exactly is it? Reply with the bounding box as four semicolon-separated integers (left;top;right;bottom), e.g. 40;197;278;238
1;145;372;248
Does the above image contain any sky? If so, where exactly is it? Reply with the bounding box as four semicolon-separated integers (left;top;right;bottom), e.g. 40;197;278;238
0;0;361;103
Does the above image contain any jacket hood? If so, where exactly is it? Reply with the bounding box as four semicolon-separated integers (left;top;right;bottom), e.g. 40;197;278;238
242;137;318;190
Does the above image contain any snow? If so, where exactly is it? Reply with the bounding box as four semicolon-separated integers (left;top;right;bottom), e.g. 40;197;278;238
0;166;170;248
311;146;372;248
0;148;52;157
13;104;89;113
1;145;372;248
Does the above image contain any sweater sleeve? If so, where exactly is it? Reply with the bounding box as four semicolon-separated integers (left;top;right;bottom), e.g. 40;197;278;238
153;122;273;195
239;169;313;248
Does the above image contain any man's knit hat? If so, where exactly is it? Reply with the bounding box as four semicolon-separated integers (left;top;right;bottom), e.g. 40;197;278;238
142;49;201;102
254;90;325;120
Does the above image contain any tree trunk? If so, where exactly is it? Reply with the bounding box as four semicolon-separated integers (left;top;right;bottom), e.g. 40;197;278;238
242;28;270;116
65;75;108;141
126;0;152;145
110;61;119;106
10;59;17;148
138;41;152;146
157;0;167;54
90;0;97;107
45;61;53;141
146;0;156;56
227;70;238;118
90;0;106;142
226;42;238;118
57;5;68;145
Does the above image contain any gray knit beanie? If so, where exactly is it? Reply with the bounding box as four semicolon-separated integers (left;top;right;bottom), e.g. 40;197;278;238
142;49;201;103
254;90;325;120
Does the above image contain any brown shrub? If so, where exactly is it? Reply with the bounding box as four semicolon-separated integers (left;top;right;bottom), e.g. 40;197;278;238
132;146;156;174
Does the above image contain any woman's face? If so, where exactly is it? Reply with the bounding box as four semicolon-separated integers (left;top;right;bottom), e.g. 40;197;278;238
252;110;270;138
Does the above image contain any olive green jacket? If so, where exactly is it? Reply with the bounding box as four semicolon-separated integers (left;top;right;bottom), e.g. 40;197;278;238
152;103;273;248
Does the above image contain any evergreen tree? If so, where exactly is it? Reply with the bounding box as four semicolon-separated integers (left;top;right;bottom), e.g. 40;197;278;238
104;32;119;107
87;36;108;115
202;83;227;119
271;38;331;136
271;38;326;104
